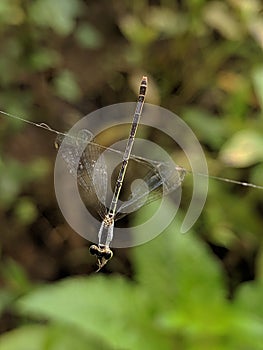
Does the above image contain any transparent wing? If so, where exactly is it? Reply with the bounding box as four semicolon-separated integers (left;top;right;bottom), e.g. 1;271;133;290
55;129;108;219
79;130;108;211
115;161;185;220
56;129;186;222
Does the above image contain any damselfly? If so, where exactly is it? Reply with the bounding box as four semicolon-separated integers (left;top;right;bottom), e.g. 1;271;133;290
1;77;263;270
55;76;185;270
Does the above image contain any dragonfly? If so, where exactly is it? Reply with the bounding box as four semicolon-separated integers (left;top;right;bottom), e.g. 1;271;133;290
55;76;186;270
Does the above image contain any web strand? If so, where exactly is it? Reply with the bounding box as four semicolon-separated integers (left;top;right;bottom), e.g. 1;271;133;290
1;109;263;191
0;110;66;136
185;171;263;190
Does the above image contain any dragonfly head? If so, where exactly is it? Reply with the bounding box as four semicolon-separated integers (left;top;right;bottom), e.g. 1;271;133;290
89;244;113;271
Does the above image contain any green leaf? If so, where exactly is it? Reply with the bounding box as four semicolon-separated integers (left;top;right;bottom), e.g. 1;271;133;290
146;7;188;36
15;277;143;349
27;158;51;178
0;158;49;209
183;107;226;149
132;206;263;348
219;130;263;167
235;281;263;319
119;15;158;46
29;48;61;71
132;208;227;305
0;158;24;208
16;275;178;350
29;0;82;36
1;259;32;294
0;324;109;350
251;163;263;188
75;24;104;49
0;0;25;26
53;70;81;102
0;325;47;350
14;197;38;225
0;289;15;316
12;205;263;349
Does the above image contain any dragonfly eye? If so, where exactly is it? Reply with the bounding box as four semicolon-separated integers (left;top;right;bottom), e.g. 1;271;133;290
89;244;99;255
103;249;113;261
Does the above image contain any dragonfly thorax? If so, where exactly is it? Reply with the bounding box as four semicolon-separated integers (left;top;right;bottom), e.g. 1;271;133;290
104;214;114;226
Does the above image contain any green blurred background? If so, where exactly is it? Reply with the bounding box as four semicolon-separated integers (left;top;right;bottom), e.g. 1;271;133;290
0;1;263;349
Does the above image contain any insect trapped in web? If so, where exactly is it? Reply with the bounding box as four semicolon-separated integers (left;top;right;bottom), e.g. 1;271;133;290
0;77;263;271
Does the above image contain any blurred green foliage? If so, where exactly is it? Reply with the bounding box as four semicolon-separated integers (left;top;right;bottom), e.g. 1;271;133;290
0;0;263;349
1;215;263;349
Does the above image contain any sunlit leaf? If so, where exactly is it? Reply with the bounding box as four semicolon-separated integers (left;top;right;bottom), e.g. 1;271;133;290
235;281;263;319
219;130;263;167
217;71;248;94
249;18;263;50
0;324;107;350
203;1;243;40
0;325;47;350
230;0;261;18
